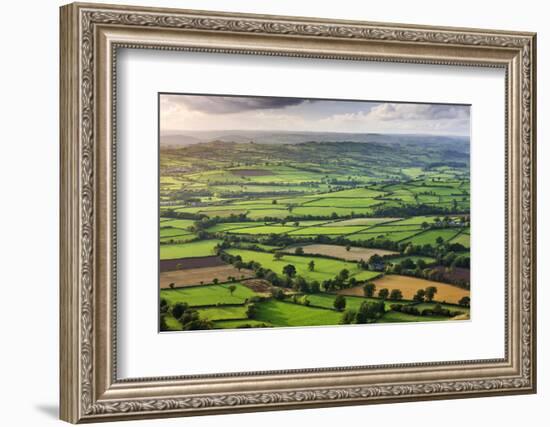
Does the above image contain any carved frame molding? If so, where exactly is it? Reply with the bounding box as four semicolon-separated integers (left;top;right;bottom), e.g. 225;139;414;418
60;2;536;423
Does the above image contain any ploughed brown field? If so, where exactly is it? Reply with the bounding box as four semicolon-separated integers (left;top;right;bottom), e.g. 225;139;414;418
285;244;398;262
160;256;224;273
241;279;273;293
160;265;254;289
337;274;470;304
431;266;470;284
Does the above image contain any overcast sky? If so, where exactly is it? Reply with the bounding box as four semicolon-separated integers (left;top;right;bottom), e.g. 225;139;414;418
160;94;470;136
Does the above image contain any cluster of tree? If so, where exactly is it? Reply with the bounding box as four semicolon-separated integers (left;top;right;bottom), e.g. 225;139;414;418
159;298;170;331
219;231;399;254
439;252;470;268
358;253;386;271
387;261;469;289
234;323;271;329
420;303;463;317
245;303;258;319
250;203;466;224
395;240;468;259
291;294;311;306
340;300;386;324
414;286;438;303
458;296;470;307
362;282;403;301
160;209;205;220
223;251;358;293
170;188;213;203
390;303;463;318
159;236;201;246
429;215;470;228
333;295;346;311
372;203;468;218
167;301;214;331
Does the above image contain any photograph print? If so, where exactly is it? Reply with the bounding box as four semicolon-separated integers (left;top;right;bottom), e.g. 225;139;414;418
158;93;471;332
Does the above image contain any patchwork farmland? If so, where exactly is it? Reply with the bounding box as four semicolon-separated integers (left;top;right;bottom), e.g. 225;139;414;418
159;135;471;331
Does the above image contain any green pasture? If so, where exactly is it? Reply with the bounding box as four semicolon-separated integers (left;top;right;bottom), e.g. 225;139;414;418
254;300;342;327
159;228;193;238
159;233;197;244
390;216;440;225
225;248;368;282
287;226;369;236
228;225;299;235
449;232;470;248
307;188;386;198
329;217;400;226
361;224;423;233
160;239;221;260
291;206;374;217
206;222;262;232
247;209;291;219
303;197;382;208
159;218;196;229
197;306;249;321
160;283;257;307
402;229;461;246
306;294;394;311
347;230;421;243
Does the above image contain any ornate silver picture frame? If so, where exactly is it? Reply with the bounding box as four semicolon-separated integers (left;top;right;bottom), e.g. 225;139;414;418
60;2;536;423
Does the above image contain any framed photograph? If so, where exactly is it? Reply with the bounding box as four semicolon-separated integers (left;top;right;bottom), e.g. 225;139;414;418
60;2;537;423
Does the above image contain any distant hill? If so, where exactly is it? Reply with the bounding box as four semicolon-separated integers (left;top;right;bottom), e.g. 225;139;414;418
160;130;470;154
162;139;469;178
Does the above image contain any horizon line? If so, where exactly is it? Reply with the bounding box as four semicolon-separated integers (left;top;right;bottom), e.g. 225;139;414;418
160;129;470;137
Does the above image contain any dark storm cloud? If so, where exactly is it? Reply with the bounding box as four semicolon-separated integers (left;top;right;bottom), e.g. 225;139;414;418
172;95;308;114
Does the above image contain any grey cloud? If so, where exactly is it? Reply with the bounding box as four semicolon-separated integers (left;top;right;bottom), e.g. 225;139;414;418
167;95;308;114
368;103;470;122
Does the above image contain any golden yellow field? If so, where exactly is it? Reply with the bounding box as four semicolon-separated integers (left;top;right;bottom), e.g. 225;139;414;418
338;274;470;304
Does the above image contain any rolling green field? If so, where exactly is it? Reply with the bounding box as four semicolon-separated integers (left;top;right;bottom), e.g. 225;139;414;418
160;218;196;229
197;306;249;321
347;230;421;243
402;229;461;246
287;226;369;235
228;225;299;235
306;294;394;311
159;233;197;244
161;283;256;306
159;228;193;238
449;232;471;248
159;127;471;331
254;300;343;327
160;239;222;260
225;248;376;282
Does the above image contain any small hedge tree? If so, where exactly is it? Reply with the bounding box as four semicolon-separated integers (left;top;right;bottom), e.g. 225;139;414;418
333;295;346;311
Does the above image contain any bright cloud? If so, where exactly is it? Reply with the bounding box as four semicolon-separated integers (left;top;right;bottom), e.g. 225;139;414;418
160;94;470;136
